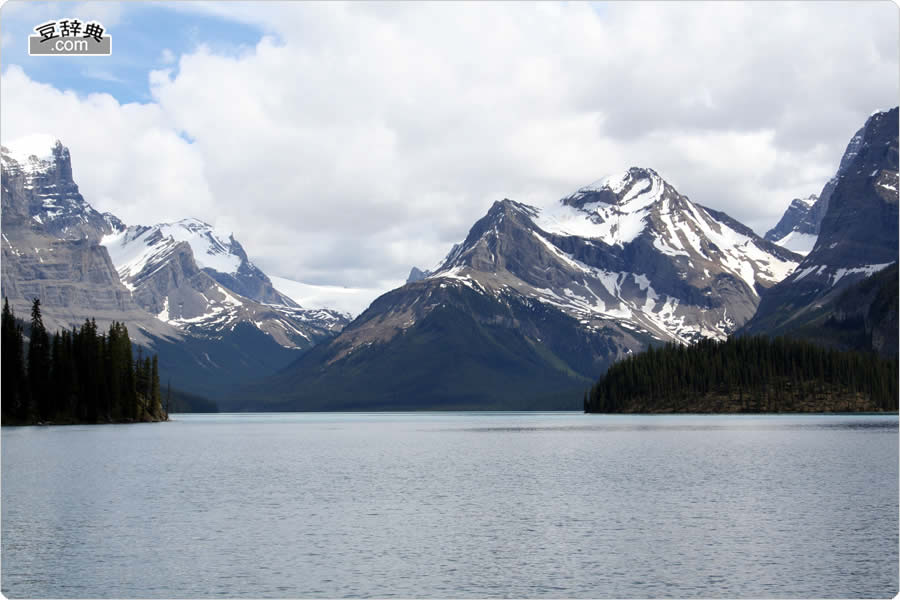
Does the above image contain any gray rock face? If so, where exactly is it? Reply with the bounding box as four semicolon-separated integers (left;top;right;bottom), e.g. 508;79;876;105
743;107;899;336
101;221;350;349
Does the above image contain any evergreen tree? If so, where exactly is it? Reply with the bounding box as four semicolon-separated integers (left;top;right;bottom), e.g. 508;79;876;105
585;335;898;413
28;299;51;421
3;298;164;425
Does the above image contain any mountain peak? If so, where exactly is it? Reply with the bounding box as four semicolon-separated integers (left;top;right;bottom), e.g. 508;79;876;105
406;266;430;283
795;194;817;208
577;167;664;197
579;167;662;195
1;135;68;169
563;167;672;213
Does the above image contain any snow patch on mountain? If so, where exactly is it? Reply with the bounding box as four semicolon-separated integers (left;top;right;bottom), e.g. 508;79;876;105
579;171;632;194
101;227;176;281
534;169;666;246
830;262;895;286
774;231;817;256
102;218;247;279
159;218;242;274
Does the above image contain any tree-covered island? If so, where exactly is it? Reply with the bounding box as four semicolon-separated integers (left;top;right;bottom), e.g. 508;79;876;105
585;336;898;414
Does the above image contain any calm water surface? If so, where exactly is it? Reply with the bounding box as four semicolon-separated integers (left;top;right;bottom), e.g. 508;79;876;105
2;412;897;598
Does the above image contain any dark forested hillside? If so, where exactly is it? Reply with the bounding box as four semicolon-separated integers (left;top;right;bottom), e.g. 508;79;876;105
585;336;898;414
744;263;898;357
1;298;167;425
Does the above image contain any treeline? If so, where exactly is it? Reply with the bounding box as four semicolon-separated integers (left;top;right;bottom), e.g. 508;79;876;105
585;336;898;413
2;298;167;425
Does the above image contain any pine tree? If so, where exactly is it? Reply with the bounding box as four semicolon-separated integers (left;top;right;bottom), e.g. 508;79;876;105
28;299;51;421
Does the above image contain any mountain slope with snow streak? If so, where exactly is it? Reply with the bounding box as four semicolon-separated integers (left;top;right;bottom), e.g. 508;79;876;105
102;218;297;306
101;222;350;349
420;167;800;345
251;168;801;411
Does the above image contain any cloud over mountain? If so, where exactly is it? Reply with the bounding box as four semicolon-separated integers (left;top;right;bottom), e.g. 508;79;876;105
2;2;896;306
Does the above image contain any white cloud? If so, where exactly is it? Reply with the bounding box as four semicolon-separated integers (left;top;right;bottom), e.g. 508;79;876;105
0;66;215;225
2;2;897;313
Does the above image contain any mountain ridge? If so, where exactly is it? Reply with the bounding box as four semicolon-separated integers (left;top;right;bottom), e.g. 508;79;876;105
233;166;802;410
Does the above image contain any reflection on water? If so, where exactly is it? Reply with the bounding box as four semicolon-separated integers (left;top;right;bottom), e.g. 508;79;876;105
451;419;900;433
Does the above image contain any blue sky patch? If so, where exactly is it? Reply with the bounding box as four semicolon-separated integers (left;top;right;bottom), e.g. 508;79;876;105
1;1;265;104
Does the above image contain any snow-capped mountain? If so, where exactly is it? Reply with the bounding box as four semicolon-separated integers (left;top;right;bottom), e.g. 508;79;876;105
424;167;799;344
102;219;297;306
246;168;801;411
764;194;818;255
101;219;349;349
744;107;898;338
1;137;123;242
2;137;350;399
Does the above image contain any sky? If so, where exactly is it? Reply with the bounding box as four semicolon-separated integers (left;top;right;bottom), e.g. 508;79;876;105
1;1;898;314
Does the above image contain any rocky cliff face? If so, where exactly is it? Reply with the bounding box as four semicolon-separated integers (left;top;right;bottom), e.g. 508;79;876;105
1;140;123;242
765;120;875;257
743;108;899;339
1;141;174;343
246;168;801;411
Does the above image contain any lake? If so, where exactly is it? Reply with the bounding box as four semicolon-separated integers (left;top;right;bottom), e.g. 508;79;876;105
2;412;897;598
